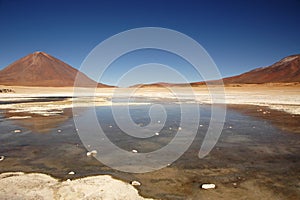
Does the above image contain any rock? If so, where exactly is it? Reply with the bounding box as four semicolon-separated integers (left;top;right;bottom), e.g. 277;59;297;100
109;125;112;128
57;129;62;133
199;124;203;127
14;130;21;133
68;171;75;175
132;149;138;153
157;120;161;123
130;181;141;186
0;88;15;93
87;150;97;157
155;132;159;136
66;179;71;182
233;182;237;187
201;183;216;189
178;127;182;130
0;156;5;161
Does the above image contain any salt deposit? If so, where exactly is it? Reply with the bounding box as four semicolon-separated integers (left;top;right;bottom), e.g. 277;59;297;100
0;172;152;200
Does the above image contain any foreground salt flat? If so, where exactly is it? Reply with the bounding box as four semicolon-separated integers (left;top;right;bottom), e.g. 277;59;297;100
0;84;299;115
0;172;152;200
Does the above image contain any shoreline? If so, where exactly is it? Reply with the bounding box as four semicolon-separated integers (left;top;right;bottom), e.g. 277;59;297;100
0;84;299;115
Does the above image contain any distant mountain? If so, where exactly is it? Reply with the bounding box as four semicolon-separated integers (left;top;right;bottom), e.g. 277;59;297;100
1;52;299;87
130;54;300;87
0;52;113;87
130;82;190;88
221;54;300;84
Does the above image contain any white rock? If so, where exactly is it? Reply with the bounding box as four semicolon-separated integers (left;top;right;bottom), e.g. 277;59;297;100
229;126;232;129
157;120;161;123
155;132;159;136
199;124;203;127
68;171;75;175
109;125;112;128
57;129;61;133
87;150;97;157
14;130;21;133
130;181;141;186
178;127;182;130
66;179;71;182
132;149;138;153
86;152;92;156
169;127;172;130
0;156;5;161
201;183;216;189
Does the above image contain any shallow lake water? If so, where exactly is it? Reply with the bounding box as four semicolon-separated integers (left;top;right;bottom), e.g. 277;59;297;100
0;99;299;199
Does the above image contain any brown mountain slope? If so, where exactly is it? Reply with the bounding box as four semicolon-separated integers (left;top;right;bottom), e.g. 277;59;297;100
129;54;300;88
0;52;112;87
222;54;300;84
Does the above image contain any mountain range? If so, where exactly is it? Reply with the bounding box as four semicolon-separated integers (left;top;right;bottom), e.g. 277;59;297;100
133;54;300;87
0;52;299;87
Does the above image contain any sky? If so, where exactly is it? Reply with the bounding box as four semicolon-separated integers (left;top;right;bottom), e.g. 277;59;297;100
0;0;299;86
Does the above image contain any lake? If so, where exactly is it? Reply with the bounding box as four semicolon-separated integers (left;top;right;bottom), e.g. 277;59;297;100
0;98;299;199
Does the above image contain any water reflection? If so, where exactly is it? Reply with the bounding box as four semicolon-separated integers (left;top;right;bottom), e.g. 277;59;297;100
1;108;73;133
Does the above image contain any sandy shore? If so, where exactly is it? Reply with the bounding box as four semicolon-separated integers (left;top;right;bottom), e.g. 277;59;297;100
0;172;152;200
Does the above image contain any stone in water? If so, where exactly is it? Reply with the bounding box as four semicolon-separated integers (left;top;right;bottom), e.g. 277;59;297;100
201;183;216;189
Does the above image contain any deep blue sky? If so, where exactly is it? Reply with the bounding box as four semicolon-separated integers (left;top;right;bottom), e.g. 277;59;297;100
0;0;299;86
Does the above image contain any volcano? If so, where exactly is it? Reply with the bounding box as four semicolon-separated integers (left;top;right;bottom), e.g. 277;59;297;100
0;52;112;87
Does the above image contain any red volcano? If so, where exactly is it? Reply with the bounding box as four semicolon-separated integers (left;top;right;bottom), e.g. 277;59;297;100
0;52;112;87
